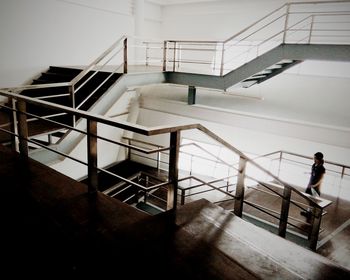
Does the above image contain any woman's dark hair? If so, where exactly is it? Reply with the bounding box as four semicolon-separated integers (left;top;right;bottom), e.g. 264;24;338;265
314;152;324;160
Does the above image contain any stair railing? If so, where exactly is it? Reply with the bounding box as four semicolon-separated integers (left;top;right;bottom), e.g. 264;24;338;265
258;150;350;180
159;1;350;75
0;88;332;250
122;132;332;250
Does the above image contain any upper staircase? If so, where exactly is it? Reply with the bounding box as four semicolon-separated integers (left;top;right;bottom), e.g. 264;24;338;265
23;66;121;136
0;66;122;145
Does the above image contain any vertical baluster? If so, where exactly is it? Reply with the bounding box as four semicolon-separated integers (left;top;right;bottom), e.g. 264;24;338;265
87;119;98;194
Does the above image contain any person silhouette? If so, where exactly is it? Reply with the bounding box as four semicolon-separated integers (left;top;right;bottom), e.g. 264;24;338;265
305;152;325;197
301;152;326;220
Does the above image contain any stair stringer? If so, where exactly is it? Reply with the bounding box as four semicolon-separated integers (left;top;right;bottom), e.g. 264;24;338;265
29;72;166;179
166;43;350;90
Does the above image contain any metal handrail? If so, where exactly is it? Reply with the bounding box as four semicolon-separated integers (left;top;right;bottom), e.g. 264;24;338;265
160;1;350;75
259;150;350;178
70;35;127;88
0;87;331;250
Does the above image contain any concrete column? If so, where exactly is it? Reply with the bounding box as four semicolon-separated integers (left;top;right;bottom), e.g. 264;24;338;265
188;86;196;105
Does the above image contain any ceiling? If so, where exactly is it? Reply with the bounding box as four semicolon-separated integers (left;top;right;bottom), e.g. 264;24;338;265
148;0;223;5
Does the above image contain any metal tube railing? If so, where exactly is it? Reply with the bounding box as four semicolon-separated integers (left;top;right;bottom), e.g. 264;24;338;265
159;1;350;76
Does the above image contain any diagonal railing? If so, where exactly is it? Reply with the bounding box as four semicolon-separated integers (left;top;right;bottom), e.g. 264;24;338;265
0;88;332;251
0;0;346;251
160;1;350;75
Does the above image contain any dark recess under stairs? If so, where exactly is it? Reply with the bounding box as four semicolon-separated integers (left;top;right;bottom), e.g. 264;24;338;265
80;160;169;214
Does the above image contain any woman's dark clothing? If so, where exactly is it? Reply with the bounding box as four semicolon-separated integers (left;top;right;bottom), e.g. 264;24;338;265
306;163;325;196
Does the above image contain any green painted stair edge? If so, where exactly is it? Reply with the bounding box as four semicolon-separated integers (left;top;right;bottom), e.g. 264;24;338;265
136;201;164;215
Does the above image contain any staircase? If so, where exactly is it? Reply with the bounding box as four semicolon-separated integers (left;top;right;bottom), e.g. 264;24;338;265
83;160;169;214
239;59;301;88
17;66;122;141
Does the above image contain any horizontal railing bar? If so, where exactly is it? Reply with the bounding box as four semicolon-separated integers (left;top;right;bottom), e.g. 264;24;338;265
168;60;213;65
224;4;288;43
178;175;236;199
0;89;201;136
123;136;164;148
289;28;350;31
0;82;70;93
167;47;217;52
243;199;281;220
280;150;350;170
70;35;126;86
97;134;170;154
243;200;310;233
35;93;70;99
97;167;146;190
0;127;87;166
183;183;236;198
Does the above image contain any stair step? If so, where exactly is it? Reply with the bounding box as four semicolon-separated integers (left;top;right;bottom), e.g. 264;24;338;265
241;80;258;88
40;72;76;83
20;86;70;97
136;201;163;215
50;131;67;138
48;66;83;76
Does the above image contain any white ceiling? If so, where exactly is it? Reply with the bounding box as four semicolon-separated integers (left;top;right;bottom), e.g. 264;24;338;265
148;0;223;5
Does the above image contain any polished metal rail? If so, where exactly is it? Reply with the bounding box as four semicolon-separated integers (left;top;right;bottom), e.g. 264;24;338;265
159;1;350;75
0;86;332;250
124;134;334;250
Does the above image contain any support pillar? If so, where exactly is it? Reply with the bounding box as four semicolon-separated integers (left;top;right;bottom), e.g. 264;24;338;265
87;120;98;194
167;131;180;211
278;186;292;238
234;156;247;217
188;86;196;105
309;207;323;251
16;100;28;157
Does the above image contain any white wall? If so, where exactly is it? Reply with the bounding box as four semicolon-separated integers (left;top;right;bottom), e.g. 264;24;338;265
135;82;350;166
2;0;348;170
0;0;162;88
135;106;350;166
160;0;340;40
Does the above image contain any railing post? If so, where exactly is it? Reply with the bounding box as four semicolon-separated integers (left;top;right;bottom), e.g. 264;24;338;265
10;98;19;151
278;186;292;238
123;37;128;74
190;155;193;176
188;85;196;105
309;207;323;251
220;42;225;76
145;42;149;66
234;156;247;217
226;168;230;192
167;130;180;210
69;86;76;127
87;119;98;194
308;15;315;44
16;100;29;157
156;148;161;171
181;189;186;205
127;139;131;161
282;3;291;43
173;42;177;72
163;40;167;72
278;151;283;177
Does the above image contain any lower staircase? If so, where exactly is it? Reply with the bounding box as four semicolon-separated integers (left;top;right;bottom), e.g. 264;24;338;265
1;144;349;279
80;160;169;214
